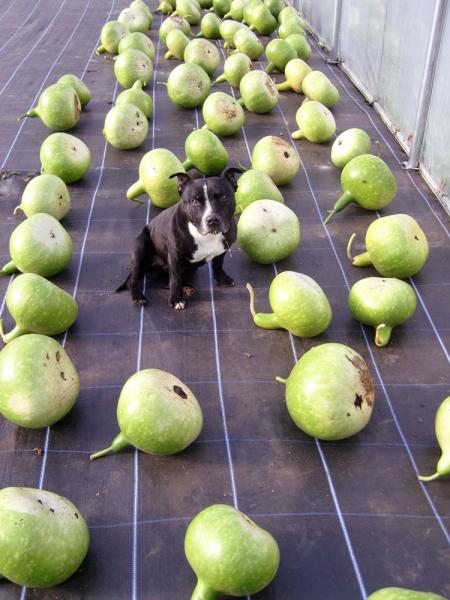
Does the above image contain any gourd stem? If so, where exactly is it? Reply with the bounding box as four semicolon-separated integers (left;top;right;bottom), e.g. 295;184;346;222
211;73;226;86
223;11;232;18
183;159;194;171
246;282;257;317
324;190;353;224
275;376;287;384
375;324;392;347
291;129;303;140
237;97;245;106
1;260;18;276
90;432;130;461
13;204;23;215
0;322;27;344
346;232;356;261
104;56;114;62
165;51;174;59
127;180;145;200
352;251;372;268
418;472;440;482
95;45;106;54
191;580;219;600
375;140;382;157
276;80;291;91
201;124;209;130
265;62;275;74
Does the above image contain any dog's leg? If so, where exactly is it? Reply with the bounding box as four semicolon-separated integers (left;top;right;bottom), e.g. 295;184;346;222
127;228;154;306
182;265;198;298
212;252;235;287
168;254;185;309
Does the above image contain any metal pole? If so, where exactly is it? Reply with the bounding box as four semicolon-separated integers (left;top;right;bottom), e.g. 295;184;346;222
404;0;448;169
326;0;343;63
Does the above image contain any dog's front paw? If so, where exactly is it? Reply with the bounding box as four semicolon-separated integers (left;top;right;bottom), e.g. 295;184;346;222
132;292;148;306
216;272;235;287
169;296;186;310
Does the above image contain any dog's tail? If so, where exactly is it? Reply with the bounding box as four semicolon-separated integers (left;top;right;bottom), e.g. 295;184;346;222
115;274;130;293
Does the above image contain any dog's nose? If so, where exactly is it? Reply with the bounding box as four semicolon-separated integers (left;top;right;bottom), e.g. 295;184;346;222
206;214;221;227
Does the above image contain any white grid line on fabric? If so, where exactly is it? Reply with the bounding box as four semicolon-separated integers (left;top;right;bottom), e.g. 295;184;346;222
0;0;70;98
131;16;163;600
192;105;240;509
16;1;119;597
82;510;450;532
273;88;450;546
211;47;366;599
0;0;43;54
0;0;18;25
0;437;441;455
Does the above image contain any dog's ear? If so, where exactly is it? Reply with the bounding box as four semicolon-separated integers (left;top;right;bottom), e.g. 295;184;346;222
169;172;192;195
222;167;244;191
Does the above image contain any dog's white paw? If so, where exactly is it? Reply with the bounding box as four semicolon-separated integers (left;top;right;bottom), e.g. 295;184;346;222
174;300;186;310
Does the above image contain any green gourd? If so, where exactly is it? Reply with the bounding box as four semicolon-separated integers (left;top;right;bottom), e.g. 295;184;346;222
0;334;79;428
264;38;297;74
247;271;332;337
324;155;397;224
0;274;77;344
184;39;220;76
302;70;339;107
202;92;245;136
1;213;72;278
185;504;280;600
367;588;447;600
57;74;91;108
90;369;203;460
96;20;129;54
276;58;312;93
113;48;153;89
183;129;229;175
127;148;185;206
118;31;156;60
238;70;279;113
196;13;222;39
166;63;211;108
276;343;375;441
348;277;417;347
158;15;191;43
40;132;91;184
103;104;148;149
19;84;81;132
115;79;153;117
291;100;336;143
0;488;89;587
418;396;450;482
346;214;429;278
14;174;70;220
235;168;283;214
165;28;190;59
212;52;252;88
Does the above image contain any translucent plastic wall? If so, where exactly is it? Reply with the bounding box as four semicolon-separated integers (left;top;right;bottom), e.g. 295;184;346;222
296;0;450;210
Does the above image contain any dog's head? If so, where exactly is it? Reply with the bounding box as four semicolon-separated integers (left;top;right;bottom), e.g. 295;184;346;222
170;168;242;235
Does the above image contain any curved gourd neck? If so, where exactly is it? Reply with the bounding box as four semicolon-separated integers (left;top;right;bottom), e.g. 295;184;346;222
191;580;219;600
246;283;281;330
89;432;131;461
276;80;291;91
346;233;372;267
324;190;354;224
1;260;18;276
375;324;392;347
0;321;28;344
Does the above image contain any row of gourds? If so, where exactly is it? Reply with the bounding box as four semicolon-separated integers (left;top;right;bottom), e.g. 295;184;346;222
0;0;448;599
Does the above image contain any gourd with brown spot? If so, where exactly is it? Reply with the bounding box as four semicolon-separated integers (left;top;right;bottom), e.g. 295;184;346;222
90;369;203;460
276;343;375;440
418;396;450;482
0;334;79;428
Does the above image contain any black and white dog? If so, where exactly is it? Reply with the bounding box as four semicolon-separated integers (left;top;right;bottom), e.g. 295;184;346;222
117;168;242;309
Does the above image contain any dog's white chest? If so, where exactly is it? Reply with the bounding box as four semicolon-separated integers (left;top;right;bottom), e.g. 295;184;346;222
188;223;226;263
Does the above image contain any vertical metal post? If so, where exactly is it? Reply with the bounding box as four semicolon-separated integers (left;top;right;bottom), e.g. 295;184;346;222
404;0;448;169
326;0;343;63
